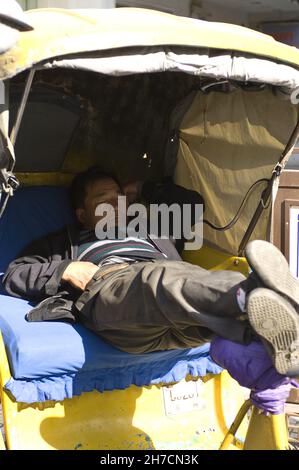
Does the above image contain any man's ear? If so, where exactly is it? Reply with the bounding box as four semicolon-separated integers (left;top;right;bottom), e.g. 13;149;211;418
75;208;86;225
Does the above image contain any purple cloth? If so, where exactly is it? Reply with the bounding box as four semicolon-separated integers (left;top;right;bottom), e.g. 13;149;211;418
210;337;299;415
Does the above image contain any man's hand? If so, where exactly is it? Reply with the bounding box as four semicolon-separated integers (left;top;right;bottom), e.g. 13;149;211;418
62;261;99;291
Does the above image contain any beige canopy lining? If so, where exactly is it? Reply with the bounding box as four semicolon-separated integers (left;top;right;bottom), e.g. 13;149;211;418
169;88;299;255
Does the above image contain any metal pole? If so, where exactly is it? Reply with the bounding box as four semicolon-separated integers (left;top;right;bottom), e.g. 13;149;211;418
219;400;252;450
0;81;9;130
238;115;299;256
9;69;35;148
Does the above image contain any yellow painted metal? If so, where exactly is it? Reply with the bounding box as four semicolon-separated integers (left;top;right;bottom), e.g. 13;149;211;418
0;332;248;450
182;245;250;276
220;402;289;451
0;430;5;450
213;373;249;450
244;408;289;450
15;172;76;187
1;8;299;81
219;400;252;450
0;329;12;451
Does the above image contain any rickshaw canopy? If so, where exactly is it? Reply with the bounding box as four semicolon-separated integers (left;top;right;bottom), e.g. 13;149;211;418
0;7;299;83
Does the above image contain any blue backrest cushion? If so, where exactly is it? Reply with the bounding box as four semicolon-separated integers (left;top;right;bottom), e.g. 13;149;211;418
0;186;76;275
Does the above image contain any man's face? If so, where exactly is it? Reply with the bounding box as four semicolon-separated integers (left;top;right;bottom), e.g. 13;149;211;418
76;177;125;230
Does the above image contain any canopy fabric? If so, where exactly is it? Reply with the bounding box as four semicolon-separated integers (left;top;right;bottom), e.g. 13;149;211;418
1;8;299;80
171;88;299;254
41;49;299;94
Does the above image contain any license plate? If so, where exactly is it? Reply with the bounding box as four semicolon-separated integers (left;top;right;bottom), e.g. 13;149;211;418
163;379;204;416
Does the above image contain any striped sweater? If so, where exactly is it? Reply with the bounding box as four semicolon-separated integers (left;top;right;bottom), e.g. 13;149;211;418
78;229;167;267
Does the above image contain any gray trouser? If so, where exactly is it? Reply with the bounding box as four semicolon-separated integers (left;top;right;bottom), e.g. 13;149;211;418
74;260;254;354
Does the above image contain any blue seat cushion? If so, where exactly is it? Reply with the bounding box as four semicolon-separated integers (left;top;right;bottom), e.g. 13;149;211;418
0;294;222;403
0;186;222;403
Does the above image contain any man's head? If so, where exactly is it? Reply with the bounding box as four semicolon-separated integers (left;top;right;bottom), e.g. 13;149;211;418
69;167;124;230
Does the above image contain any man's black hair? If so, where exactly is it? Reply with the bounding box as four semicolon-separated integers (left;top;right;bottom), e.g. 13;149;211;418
69;167;120;210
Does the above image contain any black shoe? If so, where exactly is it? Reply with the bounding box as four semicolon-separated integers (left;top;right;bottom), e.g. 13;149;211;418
245;240;299;308
247;288;299;376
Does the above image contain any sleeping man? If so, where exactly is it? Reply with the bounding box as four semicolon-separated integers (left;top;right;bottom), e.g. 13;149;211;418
3;166;299;378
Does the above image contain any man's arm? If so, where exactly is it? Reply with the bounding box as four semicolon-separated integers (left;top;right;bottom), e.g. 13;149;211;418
3;231;100;301
2;237;72;301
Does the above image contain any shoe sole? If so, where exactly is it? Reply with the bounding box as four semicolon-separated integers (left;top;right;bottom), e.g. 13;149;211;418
245;240;299;307
247;288;299;376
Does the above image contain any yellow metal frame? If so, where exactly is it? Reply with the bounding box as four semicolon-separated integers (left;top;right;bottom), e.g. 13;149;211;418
244;408;289;450
219;401;289;450
0;330;250;450
183;245;251;276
